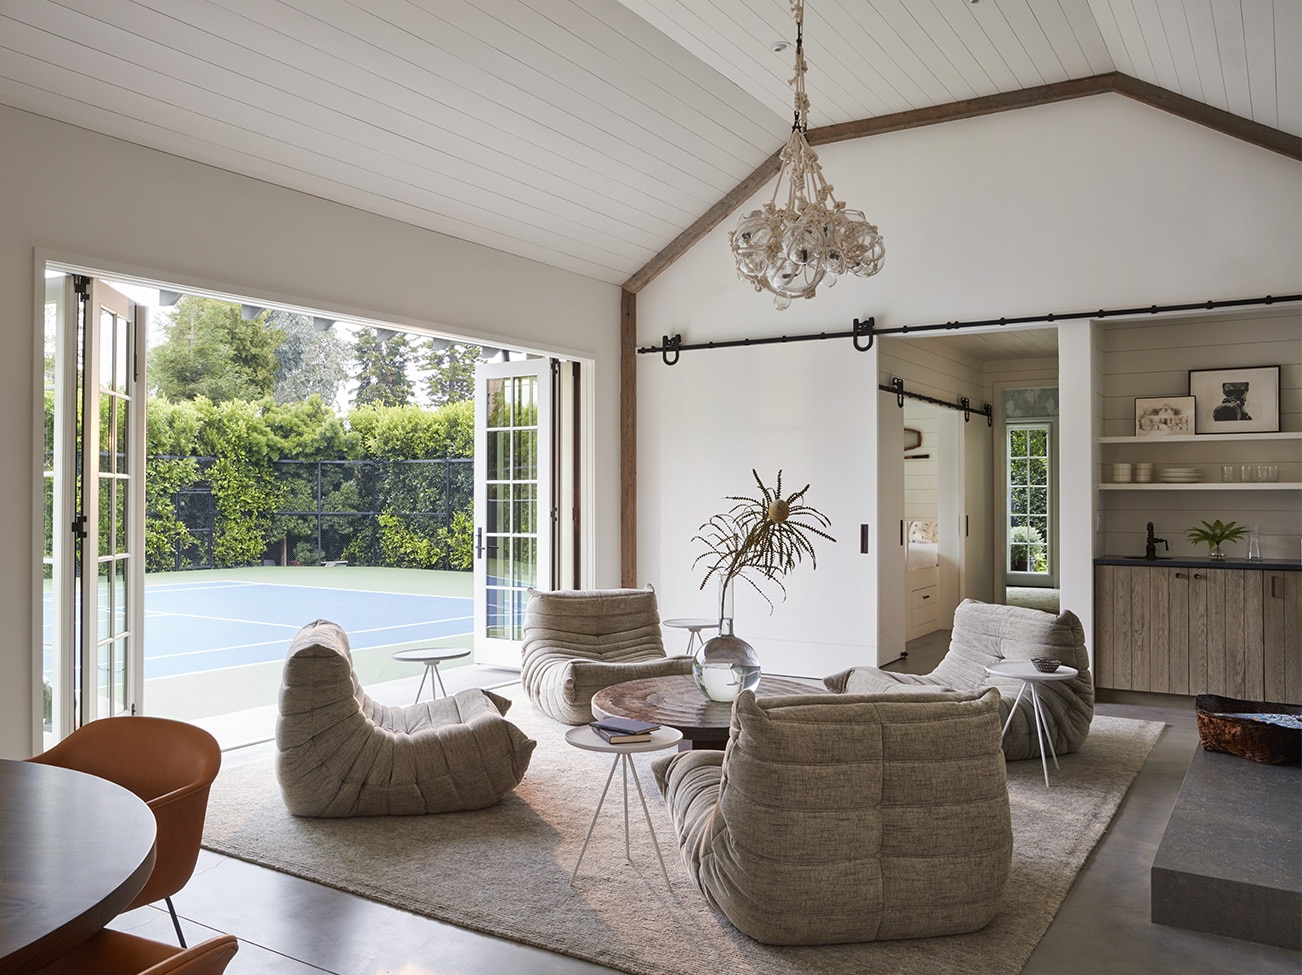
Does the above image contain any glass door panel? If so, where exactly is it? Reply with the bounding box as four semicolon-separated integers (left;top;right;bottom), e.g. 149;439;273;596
473;359;553;667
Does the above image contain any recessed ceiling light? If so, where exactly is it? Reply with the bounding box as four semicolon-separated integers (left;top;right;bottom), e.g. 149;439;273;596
769;40;791;54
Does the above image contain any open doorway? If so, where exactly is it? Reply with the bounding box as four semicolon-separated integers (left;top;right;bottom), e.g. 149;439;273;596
39;263;592;746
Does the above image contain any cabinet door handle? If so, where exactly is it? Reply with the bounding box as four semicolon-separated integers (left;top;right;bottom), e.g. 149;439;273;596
921;594;930;600
1174;572;1204;580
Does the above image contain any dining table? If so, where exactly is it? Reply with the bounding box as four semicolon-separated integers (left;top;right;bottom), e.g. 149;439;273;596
0;757;157;974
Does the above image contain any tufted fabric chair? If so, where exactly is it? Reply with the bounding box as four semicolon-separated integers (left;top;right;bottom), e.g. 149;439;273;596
653;688;1012;945
276;619;535;817
825;598;1094;761
520;587;693;725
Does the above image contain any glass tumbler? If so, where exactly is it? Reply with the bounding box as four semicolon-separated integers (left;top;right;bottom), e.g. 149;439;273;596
1240;464;1257;483
1221;465;1235;483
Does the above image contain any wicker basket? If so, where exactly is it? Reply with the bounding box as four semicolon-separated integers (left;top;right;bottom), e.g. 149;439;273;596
1195;694;1302;765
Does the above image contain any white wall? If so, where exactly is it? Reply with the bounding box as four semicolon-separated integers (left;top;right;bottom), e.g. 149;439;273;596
636;93;1301;679
0;105;622;757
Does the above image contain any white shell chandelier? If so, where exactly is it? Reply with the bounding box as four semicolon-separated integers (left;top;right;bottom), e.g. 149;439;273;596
729;0;885;310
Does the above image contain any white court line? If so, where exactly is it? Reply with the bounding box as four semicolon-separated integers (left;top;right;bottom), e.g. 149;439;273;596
151;628;475;662
177;579;473;600
145;610;305;629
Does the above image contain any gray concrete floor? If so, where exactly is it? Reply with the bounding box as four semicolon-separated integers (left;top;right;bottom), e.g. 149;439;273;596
108;646;1300;974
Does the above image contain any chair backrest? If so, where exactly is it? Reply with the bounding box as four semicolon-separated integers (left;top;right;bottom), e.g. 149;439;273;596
32;929;237;975
931;598;1090;687
521;587;664;662
695;688;1011;944
28;716;221;910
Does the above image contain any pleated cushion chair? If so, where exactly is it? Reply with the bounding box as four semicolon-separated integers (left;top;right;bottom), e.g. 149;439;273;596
520;587;693;725
276;618;535;817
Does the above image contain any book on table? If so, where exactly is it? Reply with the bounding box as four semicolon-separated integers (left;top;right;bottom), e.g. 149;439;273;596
590;716;660;743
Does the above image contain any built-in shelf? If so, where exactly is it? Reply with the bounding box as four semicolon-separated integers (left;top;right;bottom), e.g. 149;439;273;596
1099;482;1302;491
1098;432;1301;444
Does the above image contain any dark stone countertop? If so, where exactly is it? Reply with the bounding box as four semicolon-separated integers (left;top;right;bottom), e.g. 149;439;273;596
1095;555;1301;571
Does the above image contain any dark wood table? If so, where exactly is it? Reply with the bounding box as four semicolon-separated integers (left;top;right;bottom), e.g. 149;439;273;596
0;758;157;974
591;674;830;748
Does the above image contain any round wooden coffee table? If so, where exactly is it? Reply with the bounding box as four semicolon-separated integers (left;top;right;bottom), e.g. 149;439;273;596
591;674;828;749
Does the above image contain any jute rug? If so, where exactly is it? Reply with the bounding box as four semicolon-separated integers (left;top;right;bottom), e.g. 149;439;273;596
202;686;1164;975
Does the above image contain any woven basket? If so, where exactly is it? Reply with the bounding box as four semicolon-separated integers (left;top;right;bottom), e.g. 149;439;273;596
1195;694;1302;765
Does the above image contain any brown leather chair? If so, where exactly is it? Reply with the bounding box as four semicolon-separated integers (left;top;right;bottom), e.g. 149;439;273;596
34;931;237;975
28;717;222;946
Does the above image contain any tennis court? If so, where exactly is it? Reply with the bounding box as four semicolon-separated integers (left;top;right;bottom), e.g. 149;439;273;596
44;566;474;682
143;575;472;679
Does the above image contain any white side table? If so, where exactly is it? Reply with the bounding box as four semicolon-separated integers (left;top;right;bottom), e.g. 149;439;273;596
985;660;1080;788
661;618;718;657
391;647;472;703
564;724;684;886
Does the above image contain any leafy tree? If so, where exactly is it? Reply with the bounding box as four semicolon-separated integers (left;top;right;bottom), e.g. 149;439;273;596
352;330;413;408
347;400;473;459
149;297;282;403
270;311;348;407
422;340;480;407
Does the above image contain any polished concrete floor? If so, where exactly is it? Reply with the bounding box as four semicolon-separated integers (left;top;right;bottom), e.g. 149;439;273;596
108;638;1301;975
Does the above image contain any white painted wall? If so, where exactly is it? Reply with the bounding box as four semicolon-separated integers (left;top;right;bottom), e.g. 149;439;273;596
636;93;1301;680
0;105;622;757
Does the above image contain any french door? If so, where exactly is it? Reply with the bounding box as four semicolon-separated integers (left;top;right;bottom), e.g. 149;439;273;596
472;358;555;667
43;272;146;743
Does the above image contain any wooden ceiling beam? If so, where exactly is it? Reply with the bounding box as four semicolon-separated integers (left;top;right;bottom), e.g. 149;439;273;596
621;72;1300;295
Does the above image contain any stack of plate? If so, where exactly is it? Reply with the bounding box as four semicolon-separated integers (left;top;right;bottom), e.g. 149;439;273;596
1159;466;1202;483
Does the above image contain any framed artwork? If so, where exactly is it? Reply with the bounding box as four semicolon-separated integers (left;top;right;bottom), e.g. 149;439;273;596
1134;396;1195;437
1188;365;1280;434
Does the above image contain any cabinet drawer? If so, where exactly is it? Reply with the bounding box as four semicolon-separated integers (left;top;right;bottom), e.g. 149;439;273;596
910;585;938;610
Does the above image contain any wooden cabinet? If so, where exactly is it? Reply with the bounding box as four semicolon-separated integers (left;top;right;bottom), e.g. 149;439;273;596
1095;564;1301;701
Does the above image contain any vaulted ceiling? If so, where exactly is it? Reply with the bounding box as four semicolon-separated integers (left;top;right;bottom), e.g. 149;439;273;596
1;1;1297;288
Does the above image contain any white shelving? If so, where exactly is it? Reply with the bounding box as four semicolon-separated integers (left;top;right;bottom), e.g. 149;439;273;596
1098;432;1301;444
1099;482;1301;491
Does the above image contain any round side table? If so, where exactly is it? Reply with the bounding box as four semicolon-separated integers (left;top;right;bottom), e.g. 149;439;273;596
985;660;1080;787
564;724;684;886
661;617;718;657
391;647;472;703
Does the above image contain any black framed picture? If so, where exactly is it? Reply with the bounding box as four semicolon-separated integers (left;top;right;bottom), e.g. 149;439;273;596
1188;365;1280;434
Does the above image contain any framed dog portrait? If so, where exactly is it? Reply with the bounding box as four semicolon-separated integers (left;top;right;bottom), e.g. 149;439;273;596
1188;366;1280;434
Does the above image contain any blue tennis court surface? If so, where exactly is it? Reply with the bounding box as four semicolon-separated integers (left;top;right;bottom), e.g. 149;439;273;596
142;578;471;679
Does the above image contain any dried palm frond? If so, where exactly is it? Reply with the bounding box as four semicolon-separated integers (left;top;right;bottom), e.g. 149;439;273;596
692;469;834;614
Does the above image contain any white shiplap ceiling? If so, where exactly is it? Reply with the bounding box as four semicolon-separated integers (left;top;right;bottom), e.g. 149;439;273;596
0;0;1297;286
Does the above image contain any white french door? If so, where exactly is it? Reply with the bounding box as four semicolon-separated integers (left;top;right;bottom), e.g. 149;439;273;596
472;358;555;667
43;272;146;743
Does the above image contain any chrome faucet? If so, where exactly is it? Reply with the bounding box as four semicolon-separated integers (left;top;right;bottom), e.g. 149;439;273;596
1145;522;1168;561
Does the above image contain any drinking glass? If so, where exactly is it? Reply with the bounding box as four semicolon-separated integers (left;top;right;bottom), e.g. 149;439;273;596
1221;465;1235;483
1240;464;1257;483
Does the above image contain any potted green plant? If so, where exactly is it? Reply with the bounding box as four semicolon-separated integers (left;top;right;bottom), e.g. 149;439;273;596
690;470;834;701
1185;519;1248;561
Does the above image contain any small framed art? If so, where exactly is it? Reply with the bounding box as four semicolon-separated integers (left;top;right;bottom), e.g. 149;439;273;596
1134;396;1195;437
1188;365;1280;434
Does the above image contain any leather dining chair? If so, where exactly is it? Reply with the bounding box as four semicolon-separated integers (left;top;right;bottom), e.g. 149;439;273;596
27;716;222;946
34;930;238;974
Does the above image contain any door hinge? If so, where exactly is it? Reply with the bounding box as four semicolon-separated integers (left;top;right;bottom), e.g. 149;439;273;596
72;513;87;540
72;274;91;298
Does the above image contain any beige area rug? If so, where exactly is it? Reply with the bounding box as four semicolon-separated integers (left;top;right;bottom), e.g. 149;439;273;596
202;686;1163;975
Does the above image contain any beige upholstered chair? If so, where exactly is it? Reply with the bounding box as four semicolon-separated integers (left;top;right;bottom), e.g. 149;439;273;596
654;688;1012;945
520;587;693;725
276;619;535;817
826;598;1094;761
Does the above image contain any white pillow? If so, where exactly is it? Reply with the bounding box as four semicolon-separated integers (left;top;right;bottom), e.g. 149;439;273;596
908;519;938;543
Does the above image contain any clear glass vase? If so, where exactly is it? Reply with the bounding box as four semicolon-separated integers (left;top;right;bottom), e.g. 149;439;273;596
1209;540;1227;561
692;578;761;703
1246;524;1262;561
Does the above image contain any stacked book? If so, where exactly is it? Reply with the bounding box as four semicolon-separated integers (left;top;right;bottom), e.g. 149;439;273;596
589;716;660;744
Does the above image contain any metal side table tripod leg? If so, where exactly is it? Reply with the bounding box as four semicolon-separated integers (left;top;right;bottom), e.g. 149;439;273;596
572;754;622;885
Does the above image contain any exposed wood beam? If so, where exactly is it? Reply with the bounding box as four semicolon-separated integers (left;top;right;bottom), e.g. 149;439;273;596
1110;73;1301;161
620;288;637;587
621;72;1300;295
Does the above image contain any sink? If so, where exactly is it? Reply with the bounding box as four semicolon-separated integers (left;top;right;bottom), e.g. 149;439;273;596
1121;555;1172;560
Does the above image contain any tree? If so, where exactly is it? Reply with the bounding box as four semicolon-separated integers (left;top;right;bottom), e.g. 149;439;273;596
270;311;348;407
422;340;480;407
149;297;282;403
352;329;413;408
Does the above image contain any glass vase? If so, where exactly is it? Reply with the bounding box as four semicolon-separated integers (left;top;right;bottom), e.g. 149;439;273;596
1246;525;1262;561
1209;540;1227;561
692;578;761;703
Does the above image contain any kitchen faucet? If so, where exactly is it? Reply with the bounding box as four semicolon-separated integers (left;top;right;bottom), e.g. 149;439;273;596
1145;522;1168;561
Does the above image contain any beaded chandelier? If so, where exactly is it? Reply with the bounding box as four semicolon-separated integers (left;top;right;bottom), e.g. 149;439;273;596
729;0;885;310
